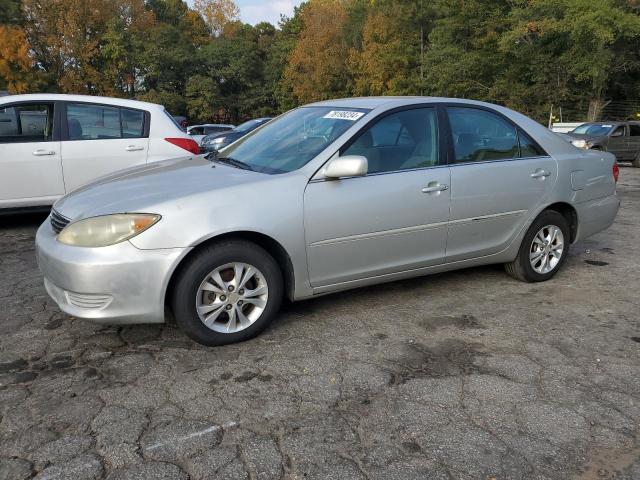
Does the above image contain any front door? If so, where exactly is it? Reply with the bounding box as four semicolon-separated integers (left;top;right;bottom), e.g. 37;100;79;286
304;107;450;287
60;102;149;191
607;125;629;160
444;106;557;261
0;102;64;207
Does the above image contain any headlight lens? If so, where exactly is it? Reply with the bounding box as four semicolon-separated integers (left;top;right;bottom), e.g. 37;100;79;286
571;139;588;149
57;214;161;247
211;137;226;144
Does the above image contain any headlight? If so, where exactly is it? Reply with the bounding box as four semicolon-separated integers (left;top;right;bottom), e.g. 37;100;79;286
57;214;161;247
571;139;588;149
211;137;226;144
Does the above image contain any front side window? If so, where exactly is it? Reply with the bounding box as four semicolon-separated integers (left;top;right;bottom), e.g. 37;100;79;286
447;107;519;162
220;107;370;174
0;103;53;143
66;103;146;140
611;126;626;138
343;108;439;174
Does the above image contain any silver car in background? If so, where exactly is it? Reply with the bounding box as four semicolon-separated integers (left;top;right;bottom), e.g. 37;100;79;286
36;97;620;346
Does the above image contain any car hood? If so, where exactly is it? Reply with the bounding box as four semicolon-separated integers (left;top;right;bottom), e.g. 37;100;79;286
565;133;602;142
54;156;266;221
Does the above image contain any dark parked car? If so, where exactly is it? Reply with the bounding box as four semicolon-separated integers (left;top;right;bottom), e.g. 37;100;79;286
200;118;272;153
566;121;640;167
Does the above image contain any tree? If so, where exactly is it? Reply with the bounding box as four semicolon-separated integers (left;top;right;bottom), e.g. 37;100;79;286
0;0;21;24
193;0;239;36
503;0;640;121
349;1;430;95
0;25;35;93
283;0;350;104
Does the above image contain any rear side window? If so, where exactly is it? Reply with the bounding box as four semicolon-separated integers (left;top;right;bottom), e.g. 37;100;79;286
447;107;519;162
66;103;146;140
518;130;546;157
629;124;640;136
0;103;53;143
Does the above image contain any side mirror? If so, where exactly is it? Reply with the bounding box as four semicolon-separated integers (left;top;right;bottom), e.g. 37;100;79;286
324;155;368;179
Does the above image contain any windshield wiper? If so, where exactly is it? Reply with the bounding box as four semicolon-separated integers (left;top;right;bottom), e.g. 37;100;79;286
207;151;254;171
218;157;254;171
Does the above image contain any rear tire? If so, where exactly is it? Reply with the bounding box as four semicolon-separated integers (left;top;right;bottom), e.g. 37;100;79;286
505;210;570;282
171;240;283;346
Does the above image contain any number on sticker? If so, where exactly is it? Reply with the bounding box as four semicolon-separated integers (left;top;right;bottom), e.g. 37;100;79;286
323;111;365;121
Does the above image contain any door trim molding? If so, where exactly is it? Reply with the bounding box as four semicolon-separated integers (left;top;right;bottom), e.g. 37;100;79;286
309;221;448;247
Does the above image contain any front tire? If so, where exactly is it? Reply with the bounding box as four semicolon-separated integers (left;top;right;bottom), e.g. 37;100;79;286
171;240;283;346
505;210;570;282
633;152;640;168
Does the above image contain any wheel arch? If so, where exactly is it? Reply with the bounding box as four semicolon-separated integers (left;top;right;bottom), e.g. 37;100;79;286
543;202;578;243
164;231;296;308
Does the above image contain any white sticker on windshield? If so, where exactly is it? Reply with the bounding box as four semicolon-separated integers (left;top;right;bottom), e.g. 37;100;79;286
323;110;365;121
602;125;612;127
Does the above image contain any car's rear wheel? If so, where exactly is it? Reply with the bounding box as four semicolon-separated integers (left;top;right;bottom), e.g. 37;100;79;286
505;210;570;282
171;240;283;346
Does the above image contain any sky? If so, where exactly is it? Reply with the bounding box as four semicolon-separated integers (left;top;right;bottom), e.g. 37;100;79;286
187;0;303;26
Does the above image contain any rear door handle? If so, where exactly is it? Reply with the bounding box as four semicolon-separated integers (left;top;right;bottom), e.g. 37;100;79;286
125;145;144;152
531;170;551;179
32;149;56;156
422;183;449;193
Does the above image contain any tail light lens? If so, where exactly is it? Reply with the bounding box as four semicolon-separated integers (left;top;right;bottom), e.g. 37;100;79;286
613;162;619;183
165;137;200;155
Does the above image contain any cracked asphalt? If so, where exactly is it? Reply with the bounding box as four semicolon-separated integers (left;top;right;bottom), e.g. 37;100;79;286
1;168;639;480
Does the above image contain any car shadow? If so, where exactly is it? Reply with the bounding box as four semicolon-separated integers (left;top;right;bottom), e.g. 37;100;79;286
0;210;49;229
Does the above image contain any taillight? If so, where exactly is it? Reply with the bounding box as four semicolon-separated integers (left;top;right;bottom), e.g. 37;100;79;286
613;162;619;183
165;137;200;155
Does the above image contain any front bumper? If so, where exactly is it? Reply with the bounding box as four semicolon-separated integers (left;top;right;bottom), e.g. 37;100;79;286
36;220;188;324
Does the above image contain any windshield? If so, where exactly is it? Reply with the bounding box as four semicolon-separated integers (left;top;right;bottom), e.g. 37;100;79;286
219;107;369;174
572;124;615;136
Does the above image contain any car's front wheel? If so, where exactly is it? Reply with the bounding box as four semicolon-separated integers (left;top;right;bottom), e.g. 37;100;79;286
505;210;570;282
171;240;283;346
632;152;640;168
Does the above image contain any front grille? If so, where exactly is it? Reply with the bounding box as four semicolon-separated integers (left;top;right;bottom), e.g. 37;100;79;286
50;209;70;234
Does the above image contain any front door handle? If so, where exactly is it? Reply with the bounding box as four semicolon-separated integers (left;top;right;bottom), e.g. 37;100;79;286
422;183;449;193
32;149;56;156
531;169;551;179
125;145;144;152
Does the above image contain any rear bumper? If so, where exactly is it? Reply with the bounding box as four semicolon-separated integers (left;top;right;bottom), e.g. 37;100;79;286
36;220;188;324
574;193;620;242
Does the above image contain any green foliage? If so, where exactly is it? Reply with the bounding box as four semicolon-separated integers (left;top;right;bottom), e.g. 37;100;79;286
3;0;640;123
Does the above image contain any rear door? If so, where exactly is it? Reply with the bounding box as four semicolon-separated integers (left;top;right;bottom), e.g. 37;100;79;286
60;102;149;191
445;105;557;261
0;101;64;207
627;123;640;161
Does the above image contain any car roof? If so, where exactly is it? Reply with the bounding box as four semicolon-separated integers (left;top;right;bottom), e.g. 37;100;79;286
0;93;163;111
189;123;235;128
306;96;511;110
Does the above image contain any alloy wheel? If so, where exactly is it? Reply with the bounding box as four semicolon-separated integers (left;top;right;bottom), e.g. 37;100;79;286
529;225;564;274
195;262;268;333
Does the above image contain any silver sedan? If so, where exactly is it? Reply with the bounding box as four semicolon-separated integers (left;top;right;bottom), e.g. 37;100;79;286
36;97;620;346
